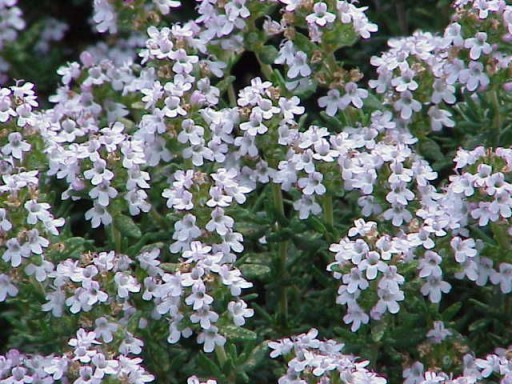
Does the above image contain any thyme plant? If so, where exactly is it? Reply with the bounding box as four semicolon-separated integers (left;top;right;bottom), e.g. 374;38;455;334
0;0;512;383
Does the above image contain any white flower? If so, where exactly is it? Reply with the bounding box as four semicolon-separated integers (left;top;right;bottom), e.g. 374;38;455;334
206;207;234;236
89;180;118;207
343;268;369;293
153;0;181;15
459;61;489;92
343;302;369;332
42;288;65;317
358;251;387;281
94;317;118;343
306;2;336;27
115;272;141;299
391;68;418;93
24;259;53;282
451;237;477;263
393;91;422;120
464;32;492;60
420;275;451;303
0;273;18;302
0;208;11;231
93;0;117;34
119;332;144;355
287;51;311;79
426;321;452;344
490;263;512;293
2;237;30;267
403;362;424;384
298;171;325;196
293;195;322;219
431;79;456;104
268;338;294;358
2;132;30;160
85;202;113;228
318;83;368;116
342;82;368;109
228;300;254;326
197;326;226;353
84;159;114;186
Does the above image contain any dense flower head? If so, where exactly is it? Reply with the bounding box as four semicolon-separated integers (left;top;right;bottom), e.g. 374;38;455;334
270;329;386;383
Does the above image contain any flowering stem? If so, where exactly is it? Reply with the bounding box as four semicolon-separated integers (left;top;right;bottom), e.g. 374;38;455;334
255;54;273;82
215;344;227;366
227;83;237;107
215;345;236;383
150;207;166;228
323;194;334;229
277;240;289;328
272;183;289;328
272;183;286;223
491;89;502;145
111;224;122;253
331;374;342;384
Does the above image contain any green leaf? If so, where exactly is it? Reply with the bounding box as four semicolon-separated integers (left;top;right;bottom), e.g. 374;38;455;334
241;342;269;371
364;92;384;111
321;23;358;52
236;371;250;384
244;30;265;50
320;111;346;131
270;68;288;90
267;228;294;242
491;222;510;250
220;324;258;342
419;138;445;163
131;101;146;109
468;298;491;311
160;263;179;272
469;318;490;332
442;302;462;321
114;214;142;239
61;237;94;258
258;45;279;65
196;353;224;379
215;75;236;93
239;264;272;281
371;320;387;342
306;215;327;234
293;32;318;54
294;78;318;99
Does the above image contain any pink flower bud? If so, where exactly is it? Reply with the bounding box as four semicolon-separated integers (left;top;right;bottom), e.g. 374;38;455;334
502;33;512;43
80;51;94;68
504;82;512;92
71;178;85;191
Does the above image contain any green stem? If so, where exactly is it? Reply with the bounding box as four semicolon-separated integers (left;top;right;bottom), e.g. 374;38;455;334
277;240;289;328
215;345;236;383
272;183;289;328
111;224;122;253
150;208;166;228
491;89;502;146
255;53;273;81
325;53;338;75
323;194;334;229
272;183;285;221
227;82;237;107
215;344;228;366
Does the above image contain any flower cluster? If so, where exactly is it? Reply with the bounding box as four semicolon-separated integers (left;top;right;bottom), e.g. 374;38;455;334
369;1;512;133
0;330;154;384
270;328;386;384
